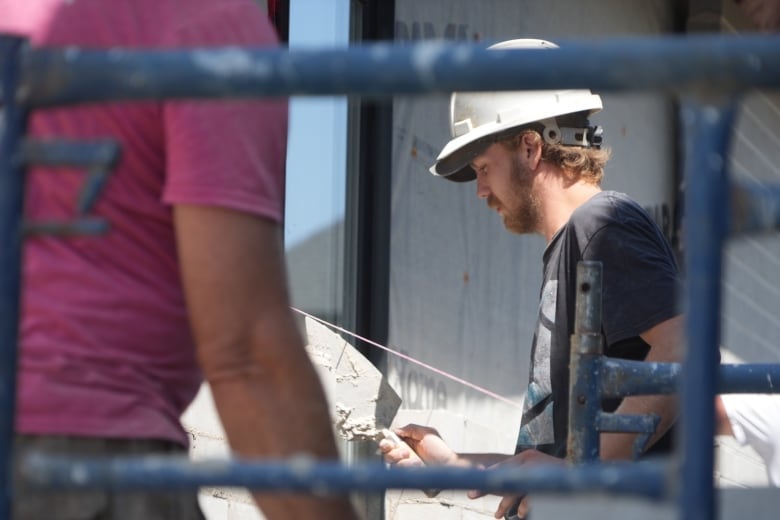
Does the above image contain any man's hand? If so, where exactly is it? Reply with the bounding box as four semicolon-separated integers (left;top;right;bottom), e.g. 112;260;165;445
467;449;564;519
378;424;462;467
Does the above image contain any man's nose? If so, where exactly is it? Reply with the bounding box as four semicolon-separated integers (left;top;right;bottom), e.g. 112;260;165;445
476;176;490;199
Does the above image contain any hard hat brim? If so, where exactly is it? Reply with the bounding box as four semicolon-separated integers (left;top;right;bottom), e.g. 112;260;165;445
429;121;546;182
429;136;492;182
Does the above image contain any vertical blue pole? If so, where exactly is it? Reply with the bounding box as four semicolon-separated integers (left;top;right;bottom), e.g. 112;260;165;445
679;97;736;520
0;35;27;520
567;261;604;462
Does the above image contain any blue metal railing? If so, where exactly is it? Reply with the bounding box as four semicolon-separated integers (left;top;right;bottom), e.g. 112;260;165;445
3;32;780;520
15;35;780;104
20;453;670;499
0;35;28;519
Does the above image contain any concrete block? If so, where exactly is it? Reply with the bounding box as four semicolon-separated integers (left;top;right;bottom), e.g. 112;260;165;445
304;316;401;440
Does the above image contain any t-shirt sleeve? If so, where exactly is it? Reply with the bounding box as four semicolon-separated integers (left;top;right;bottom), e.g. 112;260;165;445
161;2;288;223
582;218;681;345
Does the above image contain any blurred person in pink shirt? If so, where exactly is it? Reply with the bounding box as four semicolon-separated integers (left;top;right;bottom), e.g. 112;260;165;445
1;1;358;518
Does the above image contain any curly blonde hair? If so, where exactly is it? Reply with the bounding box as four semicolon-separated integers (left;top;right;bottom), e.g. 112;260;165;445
498;129;611;186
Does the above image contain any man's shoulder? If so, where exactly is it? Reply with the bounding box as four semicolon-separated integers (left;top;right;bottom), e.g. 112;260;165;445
572;191;642;220
570;191;654;234
561;191;657;254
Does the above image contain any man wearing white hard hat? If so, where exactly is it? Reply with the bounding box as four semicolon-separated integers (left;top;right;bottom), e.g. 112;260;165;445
381;39;684;519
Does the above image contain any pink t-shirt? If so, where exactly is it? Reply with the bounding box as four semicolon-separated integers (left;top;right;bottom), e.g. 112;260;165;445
1;0;288;446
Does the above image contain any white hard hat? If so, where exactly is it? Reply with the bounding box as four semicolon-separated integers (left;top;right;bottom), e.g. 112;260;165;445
430;39;604;182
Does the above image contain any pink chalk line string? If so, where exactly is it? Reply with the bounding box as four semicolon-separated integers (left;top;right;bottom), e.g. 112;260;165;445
291;306;524;410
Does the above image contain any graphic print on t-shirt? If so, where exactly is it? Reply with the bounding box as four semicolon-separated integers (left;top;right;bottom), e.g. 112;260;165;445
517;280;556;448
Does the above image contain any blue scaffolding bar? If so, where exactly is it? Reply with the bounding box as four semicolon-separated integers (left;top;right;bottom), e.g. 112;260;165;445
15;35;780;107
567;262;604;463
680;97;738;520
0;35;28;520
598;361;780;397
20;454;670;499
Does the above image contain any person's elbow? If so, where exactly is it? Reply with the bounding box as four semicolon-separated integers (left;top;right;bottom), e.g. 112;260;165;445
195;309;305;384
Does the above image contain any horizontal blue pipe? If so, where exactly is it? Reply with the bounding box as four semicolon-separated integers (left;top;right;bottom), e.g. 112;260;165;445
600;359;681;397
720;363;780;393
597;412;659;434
23;218;109;236
600;361;780;397
19;139;120;168
17;34;780;108
21;454;670;500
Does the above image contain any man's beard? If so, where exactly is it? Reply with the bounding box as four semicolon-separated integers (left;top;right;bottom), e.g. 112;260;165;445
491;157;542;234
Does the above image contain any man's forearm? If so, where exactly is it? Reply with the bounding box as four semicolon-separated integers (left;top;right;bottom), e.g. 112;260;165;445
599;393;678;460
174;206;358;519
206;311;358;519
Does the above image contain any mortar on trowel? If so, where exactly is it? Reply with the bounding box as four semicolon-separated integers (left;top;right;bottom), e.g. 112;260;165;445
303;316;440;497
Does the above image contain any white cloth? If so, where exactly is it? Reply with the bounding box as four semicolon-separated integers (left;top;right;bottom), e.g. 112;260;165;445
720;392;780;487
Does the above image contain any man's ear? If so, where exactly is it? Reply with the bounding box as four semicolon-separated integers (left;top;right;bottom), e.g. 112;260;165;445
519;132;543;170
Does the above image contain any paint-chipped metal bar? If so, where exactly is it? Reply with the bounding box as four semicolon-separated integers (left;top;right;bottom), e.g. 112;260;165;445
600;358;681;397
719;363;780;393
19;140;119;217
567;261;604;463
75;172;112;215
20;454;670;500
597;413;660;459
597;413;660;434
19;139;120;169
22;218;109;237
0;35;28;520
16;34;780;108
680;97;738;520
730;180;780;235
599;361;780;398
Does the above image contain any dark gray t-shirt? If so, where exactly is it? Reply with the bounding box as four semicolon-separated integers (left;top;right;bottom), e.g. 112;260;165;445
516;191;681;457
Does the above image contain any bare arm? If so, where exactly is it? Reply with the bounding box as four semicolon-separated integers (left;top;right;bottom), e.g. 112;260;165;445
715;395;735;436
174;205;357;520
599;314;684;460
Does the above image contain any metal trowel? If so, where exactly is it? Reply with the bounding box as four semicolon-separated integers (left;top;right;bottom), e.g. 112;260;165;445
303;316;441;498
